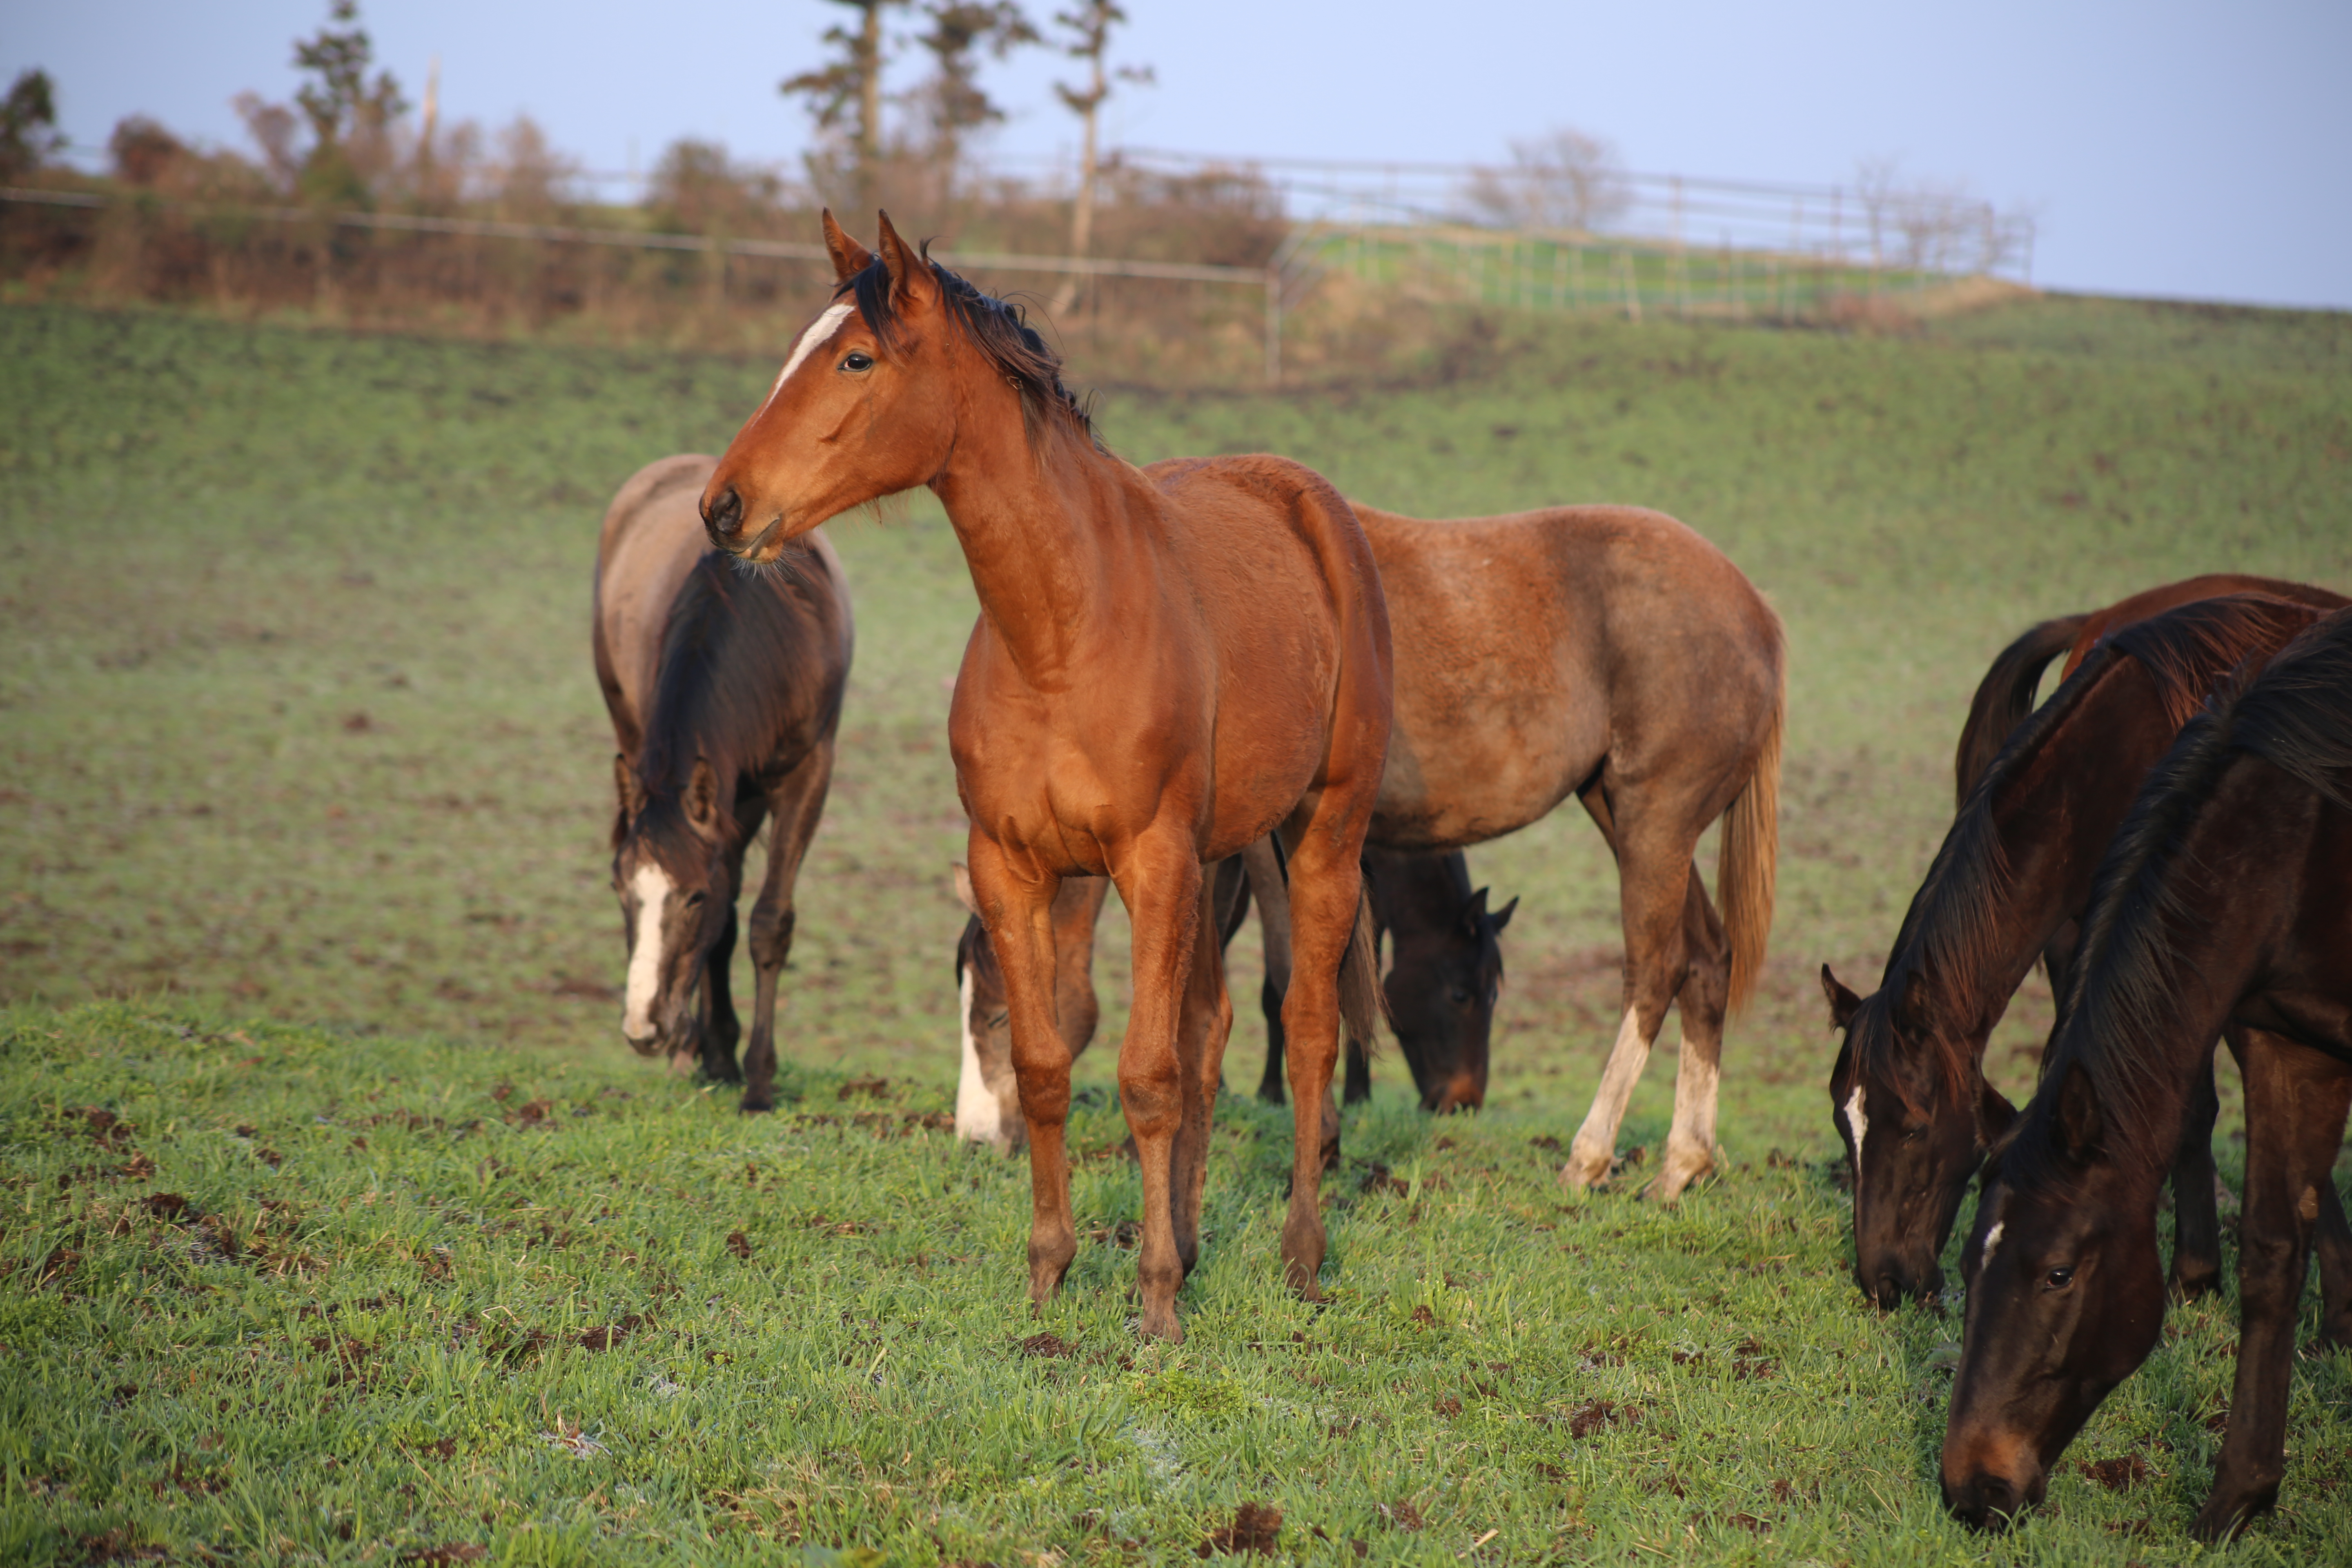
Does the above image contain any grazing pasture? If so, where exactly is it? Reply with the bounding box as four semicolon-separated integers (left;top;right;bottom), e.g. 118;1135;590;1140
2;295;2350;1563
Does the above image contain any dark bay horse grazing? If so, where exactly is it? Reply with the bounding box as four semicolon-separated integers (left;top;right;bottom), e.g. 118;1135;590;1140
1944;605;2352;1541
1822;592;2345;1310
1353;503;1781;1200
593;453;853;1112
698;212;1391;1339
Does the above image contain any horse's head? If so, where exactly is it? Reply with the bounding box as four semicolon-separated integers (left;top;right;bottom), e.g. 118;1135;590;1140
1822;964;2016;1311
612;753;735;1062
1942;1063;2165;1531
1390;887;1514;1114
949;863;1024;1153
702;212;967;565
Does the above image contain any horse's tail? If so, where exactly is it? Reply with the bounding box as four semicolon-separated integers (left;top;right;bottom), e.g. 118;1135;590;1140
1953;613;2089;805
1718;673;1782;1018
1338;882;1387;1059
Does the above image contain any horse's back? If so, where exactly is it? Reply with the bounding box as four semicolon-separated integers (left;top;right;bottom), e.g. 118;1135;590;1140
1353;502;1780;846
597;456;723;742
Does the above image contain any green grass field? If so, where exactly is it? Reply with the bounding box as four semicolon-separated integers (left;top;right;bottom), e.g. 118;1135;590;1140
2;294;2349;1564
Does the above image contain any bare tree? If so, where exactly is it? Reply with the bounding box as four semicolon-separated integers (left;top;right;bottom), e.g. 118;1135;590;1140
0;69;66;183
782;0;909;213
1047;1;1152;314
907;3;1037;180
1462;128;1628;233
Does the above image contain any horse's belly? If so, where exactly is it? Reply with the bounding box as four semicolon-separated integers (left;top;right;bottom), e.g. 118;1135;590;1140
1372;690;1604;850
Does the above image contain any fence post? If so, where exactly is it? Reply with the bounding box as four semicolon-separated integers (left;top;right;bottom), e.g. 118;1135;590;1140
1264;265;1281;388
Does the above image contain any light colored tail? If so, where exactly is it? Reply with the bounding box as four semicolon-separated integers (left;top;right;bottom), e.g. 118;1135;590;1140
1338;885;1386;1056
1717;679;1782;1016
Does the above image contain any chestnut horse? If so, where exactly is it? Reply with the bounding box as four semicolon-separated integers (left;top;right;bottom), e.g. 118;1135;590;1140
593;454;853;1111
1822;591;2345;1310
698;213;1390;1339
1945;605;2352;1541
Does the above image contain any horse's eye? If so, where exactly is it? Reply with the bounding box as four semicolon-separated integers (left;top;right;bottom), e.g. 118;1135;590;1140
683;889;706;906
2043;1266;2074;1291
1450;988;1472;1004
840;350;874;373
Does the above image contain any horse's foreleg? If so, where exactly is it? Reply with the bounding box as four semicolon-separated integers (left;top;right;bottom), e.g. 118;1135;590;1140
1174;870;1235;1277
699;901;742;1082
1113;840;1206;1341
1279;829;1365;1301
2193;1029;2352;1541
1564;795;1692;1191
740;744;830;1113
1656;866;1730;1203
2168;1038;2225;1298
1243;836;1294;1105
972;847;1080;1308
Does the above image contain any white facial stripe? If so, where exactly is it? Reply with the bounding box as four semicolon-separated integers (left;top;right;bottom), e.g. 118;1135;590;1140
1981;1220;2005;1269
953;966;1002;1145
622;862;673;1038
760;301;857;415
1844;1083;1869;1199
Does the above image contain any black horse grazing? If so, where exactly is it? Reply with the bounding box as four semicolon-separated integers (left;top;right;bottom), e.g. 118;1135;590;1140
1944;605;2352;1542
951;841;1513;1148
1822;592;2345;1311
593;454;853;1112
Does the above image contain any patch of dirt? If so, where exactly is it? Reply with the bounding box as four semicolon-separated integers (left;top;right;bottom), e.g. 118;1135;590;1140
1084;1219;1141;1248
1019;1332;1072;1359
1733;1337;1777;1379
1198;1501;1283;1555
2078;1454;2150;1491
1567;1400;1636;1439
577;1313;646;1352
1377;1500;1422;1532
837;1075;890;1099
140;1192;192;1221
724;1230;753;1259
395;1548;486;1565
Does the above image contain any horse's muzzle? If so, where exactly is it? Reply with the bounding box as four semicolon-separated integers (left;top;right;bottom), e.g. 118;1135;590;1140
701;483;745;550
1943;1467;2040;1531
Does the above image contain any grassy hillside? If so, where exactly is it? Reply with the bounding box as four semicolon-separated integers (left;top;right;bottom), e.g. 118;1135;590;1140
1;295;2349;1563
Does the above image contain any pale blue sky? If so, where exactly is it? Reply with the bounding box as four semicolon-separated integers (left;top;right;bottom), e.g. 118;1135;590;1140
10;0;2348;308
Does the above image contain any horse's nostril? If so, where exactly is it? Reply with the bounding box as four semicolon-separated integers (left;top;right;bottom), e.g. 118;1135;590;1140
703;483;744;543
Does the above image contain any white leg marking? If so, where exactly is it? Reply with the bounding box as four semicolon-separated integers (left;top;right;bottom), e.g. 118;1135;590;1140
954;967;1005;1148
757;302;857;416
1566;1007;1656;1184
622;862;674;1041
1659;1027;1722;1197
1843;1083;1869;1203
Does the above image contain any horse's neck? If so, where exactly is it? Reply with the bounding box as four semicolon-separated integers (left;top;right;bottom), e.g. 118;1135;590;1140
931;420;1129;687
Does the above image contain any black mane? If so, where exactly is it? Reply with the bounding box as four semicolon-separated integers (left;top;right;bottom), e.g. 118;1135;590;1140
625;552;838;852
1858;593;2328;1104
841;246;1099;450
2025;604;2352;1182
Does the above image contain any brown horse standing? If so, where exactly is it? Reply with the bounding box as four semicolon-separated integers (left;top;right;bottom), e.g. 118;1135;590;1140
698;213;1390;1339
1353;504;1784;1200
593;454;854;1111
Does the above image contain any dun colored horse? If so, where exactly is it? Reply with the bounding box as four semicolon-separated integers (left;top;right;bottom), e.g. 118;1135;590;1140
1352;503;1782;1200
1944;605;2352;1541
699;213;1390;1339
1823;590;2345;1309
592;454;854;1112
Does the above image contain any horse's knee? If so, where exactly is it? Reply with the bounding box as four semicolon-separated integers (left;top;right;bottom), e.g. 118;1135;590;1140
748;906;795;971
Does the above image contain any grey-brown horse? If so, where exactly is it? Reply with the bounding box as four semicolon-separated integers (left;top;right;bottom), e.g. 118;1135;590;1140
594;454;854;1111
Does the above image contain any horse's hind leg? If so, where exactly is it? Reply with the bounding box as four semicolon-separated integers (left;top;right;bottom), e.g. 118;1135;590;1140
1278;819;1370;1299
1563;785;1695;1191
1243;837;1294;1105
741;741;833;1113
2168;1039;2225;1298
1173;868;1236;1277
1655;865;1731;1203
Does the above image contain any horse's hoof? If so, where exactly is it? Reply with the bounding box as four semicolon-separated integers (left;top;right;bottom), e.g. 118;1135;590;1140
738;1096;774;1116
1560;1147;1611;1189
1137;1308;1184;1344
2190;1489;2270;1544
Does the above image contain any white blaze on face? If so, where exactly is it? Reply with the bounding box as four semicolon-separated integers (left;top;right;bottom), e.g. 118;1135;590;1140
757;301;858;417
622;862;674;1040
953;965;1004;1147
1980;1219;2006;1270
1844;1083;1869;1196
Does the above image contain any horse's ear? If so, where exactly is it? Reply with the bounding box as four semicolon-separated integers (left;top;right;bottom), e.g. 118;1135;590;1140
1820;964;1863;1031
1459;886;1490;938
684;756;722;837
1976;1078;2019;1149
874;209;938;312
950;862;981;917
2055;1061;2105;1159
1489;895;1517;934
821;208;874;282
